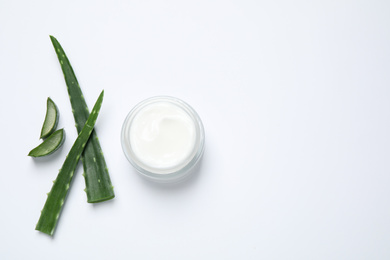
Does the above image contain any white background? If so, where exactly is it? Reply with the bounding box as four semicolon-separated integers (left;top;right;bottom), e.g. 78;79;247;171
1;0;390;259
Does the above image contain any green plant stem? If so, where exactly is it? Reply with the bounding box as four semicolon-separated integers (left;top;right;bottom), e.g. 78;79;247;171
50;35;115;203
36;91;104;236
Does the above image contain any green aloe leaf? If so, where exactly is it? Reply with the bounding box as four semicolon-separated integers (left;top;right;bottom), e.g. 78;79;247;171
50;35;115;203
36;91;104;236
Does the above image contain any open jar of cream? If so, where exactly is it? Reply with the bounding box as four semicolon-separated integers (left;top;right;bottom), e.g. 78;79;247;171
121;96;205;183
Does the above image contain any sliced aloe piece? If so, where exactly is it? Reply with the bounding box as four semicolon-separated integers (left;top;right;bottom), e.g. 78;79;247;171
40;97;59;139
28;129;65;157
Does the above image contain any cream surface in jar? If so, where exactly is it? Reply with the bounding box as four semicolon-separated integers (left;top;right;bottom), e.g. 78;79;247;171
121;96;204;183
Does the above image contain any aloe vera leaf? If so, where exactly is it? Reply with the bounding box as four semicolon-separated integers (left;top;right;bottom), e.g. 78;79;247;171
29;129;65;157
40;97;59;139
36;91;104;236
49;35;115;203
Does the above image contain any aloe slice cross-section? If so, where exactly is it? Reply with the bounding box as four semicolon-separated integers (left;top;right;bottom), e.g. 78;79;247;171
50;36;115;203
40;97;59;139
28;129;65;157
36;91;104;236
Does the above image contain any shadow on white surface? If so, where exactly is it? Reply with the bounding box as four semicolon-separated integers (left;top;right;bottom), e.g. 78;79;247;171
133;156;205;192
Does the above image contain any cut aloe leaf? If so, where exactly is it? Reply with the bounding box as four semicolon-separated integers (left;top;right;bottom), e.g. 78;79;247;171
50;35;115;203
36;91;104;236
40;97;59;139
28;129;65;157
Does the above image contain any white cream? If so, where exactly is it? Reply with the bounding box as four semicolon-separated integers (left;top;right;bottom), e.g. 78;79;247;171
122;96;205;182
129;101;196;172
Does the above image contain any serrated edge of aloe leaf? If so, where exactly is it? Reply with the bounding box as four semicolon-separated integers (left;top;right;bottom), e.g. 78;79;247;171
49;35;115;203
40;97;59;139
35;90;104;236
28;129;65;157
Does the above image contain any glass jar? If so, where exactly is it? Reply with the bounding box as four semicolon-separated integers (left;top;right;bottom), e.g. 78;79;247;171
121;96;205;183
